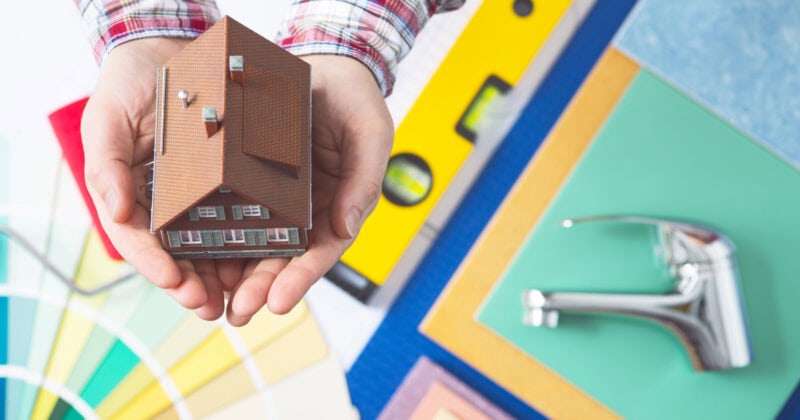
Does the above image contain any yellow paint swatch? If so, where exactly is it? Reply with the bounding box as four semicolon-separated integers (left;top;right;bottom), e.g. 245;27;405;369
251;310;328;385
420;48;638;419
112;301;311;419
235;299;308;352
153;363;256;419
150;406;180;420
204;393;268;420
31;231;127;418
114;385;172;420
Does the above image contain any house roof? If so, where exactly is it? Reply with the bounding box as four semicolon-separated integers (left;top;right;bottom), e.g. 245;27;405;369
150;16;311;232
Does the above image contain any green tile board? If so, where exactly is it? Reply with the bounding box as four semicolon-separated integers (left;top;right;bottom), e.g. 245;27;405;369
477;69;800;419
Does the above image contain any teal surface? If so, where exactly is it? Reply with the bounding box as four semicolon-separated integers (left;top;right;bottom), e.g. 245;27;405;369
478;70;800;419
5;298;36;420
77;339;139;409
3;382;37;420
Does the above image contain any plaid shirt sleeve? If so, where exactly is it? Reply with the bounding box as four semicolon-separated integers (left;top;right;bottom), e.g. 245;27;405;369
74;0;221;64
276;0;466;96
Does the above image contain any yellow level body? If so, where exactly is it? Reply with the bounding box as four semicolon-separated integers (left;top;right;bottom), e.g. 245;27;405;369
342;0;574;286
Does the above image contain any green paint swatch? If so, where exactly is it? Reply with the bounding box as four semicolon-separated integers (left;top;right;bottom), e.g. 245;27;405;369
478;70;800;419
77;339;139;409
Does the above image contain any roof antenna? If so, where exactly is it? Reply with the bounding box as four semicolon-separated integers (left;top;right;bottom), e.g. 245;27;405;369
178;89;189;109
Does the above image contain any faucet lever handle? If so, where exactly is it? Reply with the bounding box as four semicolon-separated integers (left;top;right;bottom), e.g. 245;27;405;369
561;215;731;267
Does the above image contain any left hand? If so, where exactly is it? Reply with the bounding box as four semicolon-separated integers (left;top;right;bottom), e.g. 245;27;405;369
223;55;394;324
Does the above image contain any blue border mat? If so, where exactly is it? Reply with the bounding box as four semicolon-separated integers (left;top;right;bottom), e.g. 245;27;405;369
347;2;637;418
780;386;800;419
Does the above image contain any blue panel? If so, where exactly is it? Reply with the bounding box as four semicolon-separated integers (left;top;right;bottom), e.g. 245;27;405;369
780;383;800;419
615;0;800;167
346;2;638;418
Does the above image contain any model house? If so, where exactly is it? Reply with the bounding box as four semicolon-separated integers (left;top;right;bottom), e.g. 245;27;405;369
149;16;311;258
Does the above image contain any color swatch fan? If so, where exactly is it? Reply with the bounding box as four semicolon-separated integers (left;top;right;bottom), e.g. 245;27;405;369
0;129;355;419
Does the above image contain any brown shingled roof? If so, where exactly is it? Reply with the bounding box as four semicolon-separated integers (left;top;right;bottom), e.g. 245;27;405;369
151;16;311;233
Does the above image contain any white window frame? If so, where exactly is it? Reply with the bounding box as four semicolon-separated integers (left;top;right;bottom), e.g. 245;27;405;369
267;228;289;242
241;204;261;217
197;206;217;218
179;230;201;245
223;229;245;244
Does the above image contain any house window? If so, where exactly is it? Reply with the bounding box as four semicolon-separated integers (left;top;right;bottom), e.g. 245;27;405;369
244;229;268;246
223;229;245;243
197;206;217;218
179;230;201;245
166;231;181;248
267;228;289;242
189;206;225;221
219;186;231;193
242;204;261;217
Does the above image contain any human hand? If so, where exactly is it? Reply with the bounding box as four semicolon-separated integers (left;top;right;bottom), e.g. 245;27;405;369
84;42;393;324
223;55;394;324
83;38;221;314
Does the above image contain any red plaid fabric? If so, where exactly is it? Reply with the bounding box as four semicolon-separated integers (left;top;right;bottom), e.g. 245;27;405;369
277;0;466;95
74;0;221;63
74;0;465;94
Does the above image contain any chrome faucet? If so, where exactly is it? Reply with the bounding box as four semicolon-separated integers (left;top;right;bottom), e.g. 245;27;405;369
522;216;751;371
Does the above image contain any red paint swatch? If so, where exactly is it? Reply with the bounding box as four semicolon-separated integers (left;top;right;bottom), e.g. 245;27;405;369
48;97;123;260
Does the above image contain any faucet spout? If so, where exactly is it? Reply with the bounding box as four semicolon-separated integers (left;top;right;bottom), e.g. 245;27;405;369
521;216;751;371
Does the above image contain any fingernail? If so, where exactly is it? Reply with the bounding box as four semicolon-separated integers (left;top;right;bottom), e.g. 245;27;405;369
105;189;118;219
345;207;362;238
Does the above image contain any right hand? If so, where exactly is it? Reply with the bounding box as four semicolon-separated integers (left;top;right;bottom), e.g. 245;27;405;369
82;38;225;319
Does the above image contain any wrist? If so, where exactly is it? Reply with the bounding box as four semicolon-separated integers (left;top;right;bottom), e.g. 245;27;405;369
106;38;192;65
280;34;391;96
300;55;380;92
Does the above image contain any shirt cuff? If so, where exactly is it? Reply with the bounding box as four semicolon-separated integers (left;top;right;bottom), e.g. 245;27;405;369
278;29;392;96
276;1;465;97
78;1;221;64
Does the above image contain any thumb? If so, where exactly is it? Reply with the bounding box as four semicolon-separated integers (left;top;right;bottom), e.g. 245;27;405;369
81;99;137;223
332;124;393;240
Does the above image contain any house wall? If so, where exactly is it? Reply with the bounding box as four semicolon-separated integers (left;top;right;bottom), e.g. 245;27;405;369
159;190;309;258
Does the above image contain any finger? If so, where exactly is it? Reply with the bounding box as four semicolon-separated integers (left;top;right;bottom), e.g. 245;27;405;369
216;259;245;292
332;121;393;239
82;97;137;223
331;119;393;239
90;192;182;290
193;260;225;321
164;259;209;310
267;224;345;314
227;258;289;326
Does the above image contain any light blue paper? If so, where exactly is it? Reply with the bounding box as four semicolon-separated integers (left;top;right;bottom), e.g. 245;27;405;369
615;0;800;167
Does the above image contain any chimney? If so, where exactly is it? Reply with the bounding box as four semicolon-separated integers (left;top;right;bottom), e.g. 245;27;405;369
229;55;244;85
203;106;219;137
